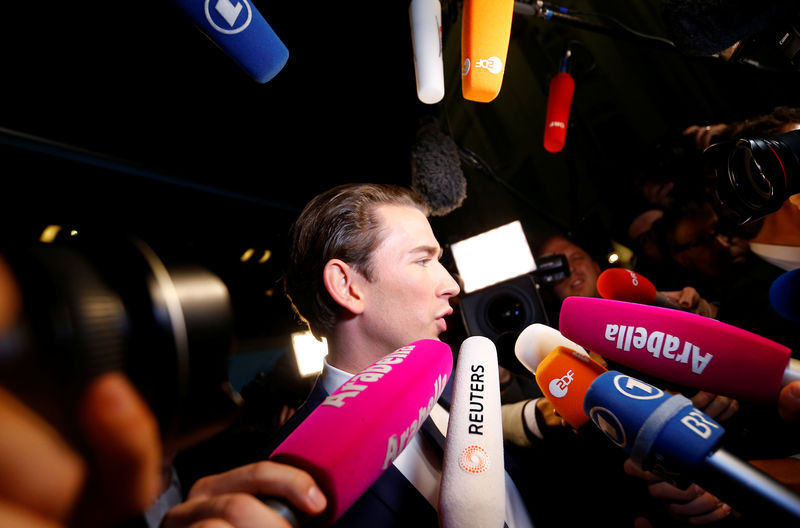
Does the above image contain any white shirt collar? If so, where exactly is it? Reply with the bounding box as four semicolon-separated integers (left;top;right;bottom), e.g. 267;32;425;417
319;358;353;395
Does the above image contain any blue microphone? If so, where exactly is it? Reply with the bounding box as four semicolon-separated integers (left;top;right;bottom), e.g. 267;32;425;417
584;371;800;523
172;0;289;83
770;268;800;322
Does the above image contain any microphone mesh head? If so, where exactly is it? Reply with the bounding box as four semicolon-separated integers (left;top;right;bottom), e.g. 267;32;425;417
410;120;467;216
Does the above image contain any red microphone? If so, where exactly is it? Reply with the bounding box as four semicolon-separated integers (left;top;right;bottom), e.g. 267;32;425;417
596;268;684;310
543;50;574;153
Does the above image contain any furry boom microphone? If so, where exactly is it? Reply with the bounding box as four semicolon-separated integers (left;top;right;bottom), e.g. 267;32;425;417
410;119;467;216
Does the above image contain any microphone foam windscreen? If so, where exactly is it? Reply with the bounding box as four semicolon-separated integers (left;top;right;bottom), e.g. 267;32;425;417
410;120;467;216
559;297;792;402
596;268;657;305
534;346;607;428
173;0;289;83
514;323;588;375
270;339;452;524
770;268;800;322
440;336;505;528
543;72;575;153
461;0;515;102
584;370;725;471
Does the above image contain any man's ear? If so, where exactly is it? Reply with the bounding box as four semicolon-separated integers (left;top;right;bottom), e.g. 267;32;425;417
323;259;366;314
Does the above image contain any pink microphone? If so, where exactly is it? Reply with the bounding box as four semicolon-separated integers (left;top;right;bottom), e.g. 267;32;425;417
270;339;452;524
559;297;799;403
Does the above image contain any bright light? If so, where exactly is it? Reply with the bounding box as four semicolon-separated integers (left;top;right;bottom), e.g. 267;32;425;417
292;331;329;377
450;220;536;293
240;248;255;262
39;225;62;243
607;253;619;264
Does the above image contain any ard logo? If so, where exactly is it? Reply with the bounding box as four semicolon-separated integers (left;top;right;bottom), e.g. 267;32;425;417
205;0;252;34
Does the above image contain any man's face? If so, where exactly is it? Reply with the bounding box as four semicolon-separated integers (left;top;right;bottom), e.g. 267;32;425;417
357;205;460;352
671;209;747;277
540;236;601;300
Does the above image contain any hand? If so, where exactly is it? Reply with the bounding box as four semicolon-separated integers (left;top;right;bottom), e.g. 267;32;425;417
682;124;729;150
0;254;162;527
624;459;732;525
690;391;739;424
0;372;162;528
778;381;800;422
162;461;327;528
661;287;719;318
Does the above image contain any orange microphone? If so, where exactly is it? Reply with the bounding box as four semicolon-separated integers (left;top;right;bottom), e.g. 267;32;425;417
534;346;607;428
461;0;515;102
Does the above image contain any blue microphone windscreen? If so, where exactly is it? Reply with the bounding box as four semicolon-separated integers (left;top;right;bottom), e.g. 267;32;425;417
174;0;289;83
770;269;800;322
584;371;725;472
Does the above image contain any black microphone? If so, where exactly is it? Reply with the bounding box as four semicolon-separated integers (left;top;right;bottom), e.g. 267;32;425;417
410;118;467;216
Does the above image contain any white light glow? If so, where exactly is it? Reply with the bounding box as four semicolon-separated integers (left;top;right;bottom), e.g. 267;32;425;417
292;331;329;377
450;220;536;293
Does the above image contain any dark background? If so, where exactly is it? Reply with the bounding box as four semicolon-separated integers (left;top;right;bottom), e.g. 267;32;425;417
2;1;799;363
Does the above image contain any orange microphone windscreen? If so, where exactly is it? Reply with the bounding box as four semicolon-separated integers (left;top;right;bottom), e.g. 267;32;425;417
461;0;514;102
534;346;607;428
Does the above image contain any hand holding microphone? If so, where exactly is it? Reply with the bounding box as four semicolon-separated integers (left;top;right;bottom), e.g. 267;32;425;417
596;268;717;316
161;461;327;528
622;459;733;525
269;339;452;525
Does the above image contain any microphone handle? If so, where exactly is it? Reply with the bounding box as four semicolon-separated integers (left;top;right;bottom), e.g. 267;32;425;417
653;292;687;311
783;359;800;386
258;497;303;527
697;449;800;523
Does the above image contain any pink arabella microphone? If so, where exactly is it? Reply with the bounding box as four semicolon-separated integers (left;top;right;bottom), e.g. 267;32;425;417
270;339;452;525
596;268;683;310
440;336;505;528
559;297;800;403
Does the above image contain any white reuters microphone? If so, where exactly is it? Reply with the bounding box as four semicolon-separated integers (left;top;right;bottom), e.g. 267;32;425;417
439;336;505;528
410;0;445;104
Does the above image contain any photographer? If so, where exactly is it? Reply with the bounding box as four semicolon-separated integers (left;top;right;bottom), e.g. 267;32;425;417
0;252;327;527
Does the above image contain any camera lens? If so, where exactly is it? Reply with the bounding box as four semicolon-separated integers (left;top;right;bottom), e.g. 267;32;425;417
0;236;242;451
485;293;527;334
709;129;800;224
728;144;773;208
